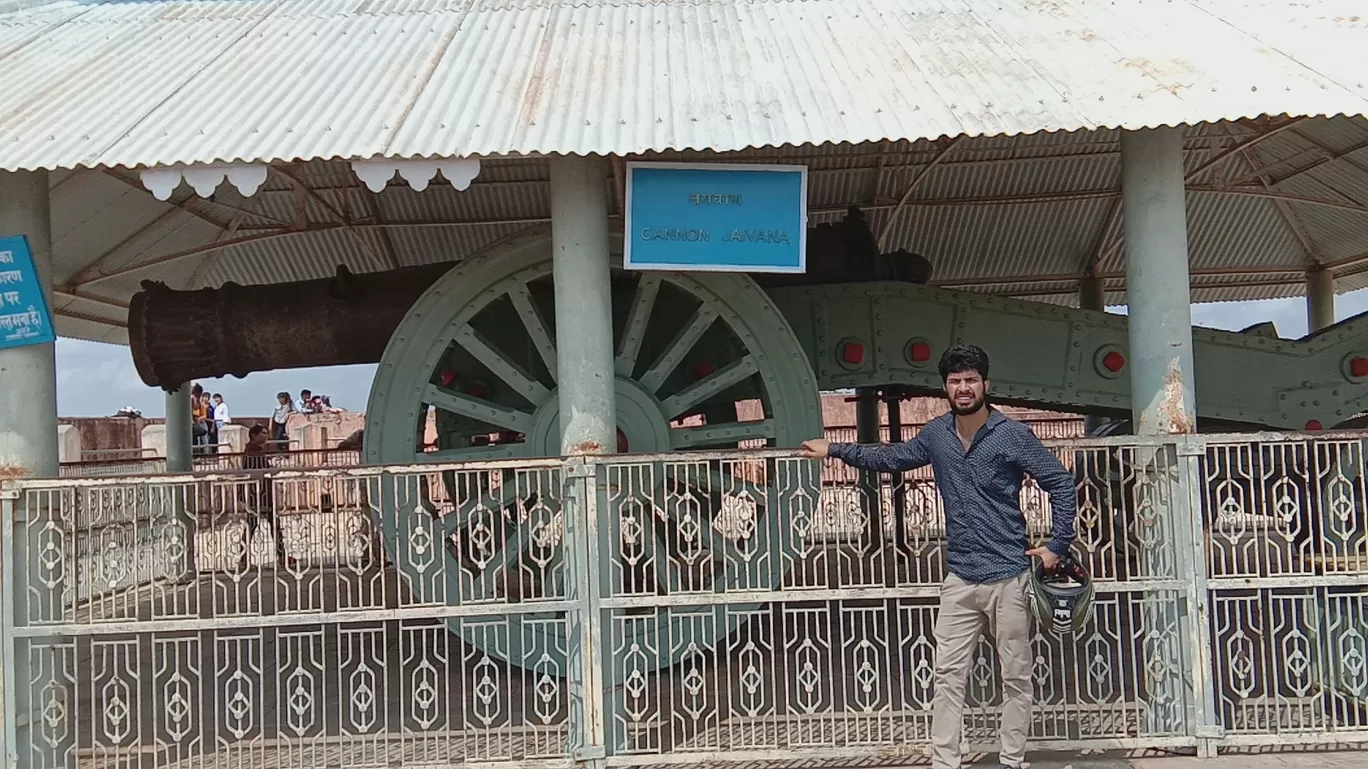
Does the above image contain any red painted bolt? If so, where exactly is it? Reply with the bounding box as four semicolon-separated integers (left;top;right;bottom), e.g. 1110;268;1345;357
841;342;865;365
616;427;629;453
440;369;458;387
1305;420;1323;431
1102;351;1126;373
909;341;932;363
1351;358;1368;378
692;361;714;380
466;383;488;398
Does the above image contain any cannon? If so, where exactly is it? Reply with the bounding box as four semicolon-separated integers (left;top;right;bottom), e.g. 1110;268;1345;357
130;208;1368;674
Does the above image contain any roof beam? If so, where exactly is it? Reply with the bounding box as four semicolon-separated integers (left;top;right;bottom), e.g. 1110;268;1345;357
75;225;345;286
101;169;234;232
65;206;210;285
1246;136;1368;188
1181;117;1307;183
1229;124;1322;268
272;164;395;271
52;287;128;311
877;136;962;250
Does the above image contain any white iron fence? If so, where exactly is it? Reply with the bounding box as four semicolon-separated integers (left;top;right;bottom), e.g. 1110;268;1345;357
1;433;1365;769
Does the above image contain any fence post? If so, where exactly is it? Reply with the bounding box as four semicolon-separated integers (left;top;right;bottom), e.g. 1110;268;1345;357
1;488;14;769
1174;436;1222;757
563;456;607;769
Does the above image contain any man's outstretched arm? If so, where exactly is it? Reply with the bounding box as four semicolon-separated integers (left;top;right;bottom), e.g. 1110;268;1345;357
801;432;933;473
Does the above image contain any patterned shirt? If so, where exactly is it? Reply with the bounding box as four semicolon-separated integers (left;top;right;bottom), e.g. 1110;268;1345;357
828;408;1076;584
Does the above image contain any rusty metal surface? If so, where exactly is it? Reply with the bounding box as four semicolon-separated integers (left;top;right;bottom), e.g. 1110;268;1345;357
127;262;456;388
127;210;929;388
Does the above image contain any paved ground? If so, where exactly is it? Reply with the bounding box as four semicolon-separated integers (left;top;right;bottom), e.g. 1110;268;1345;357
963;748;1367;769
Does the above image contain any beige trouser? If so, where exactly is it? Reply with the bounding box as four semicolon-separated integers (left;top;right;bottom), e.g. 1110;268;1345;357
930;570;1033;769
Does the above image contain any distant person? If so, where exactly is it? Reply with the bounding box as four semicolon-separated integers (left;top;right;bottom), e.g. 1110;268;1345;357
238;425;294;571
190;384;210;451
298;389;315;413
212;393;231;426
197;391;220;454
271;391;294;446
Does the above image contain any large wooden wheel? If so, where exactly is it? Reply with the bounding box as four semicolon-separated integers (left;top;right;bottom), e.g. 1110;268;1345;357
364;225;823;672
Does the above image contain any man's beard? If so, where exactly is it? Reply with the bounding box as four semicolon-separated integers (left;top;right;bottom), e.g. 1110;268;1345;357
949;392;987;416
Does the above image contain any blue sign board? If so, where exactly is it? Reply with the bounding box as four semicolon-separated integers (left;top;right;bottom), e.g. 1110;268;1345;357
623;163;808;273
0;235;56;349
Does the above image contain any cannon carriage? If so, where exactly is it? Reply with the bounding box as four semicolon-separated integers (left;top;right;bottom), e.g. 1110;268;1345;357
129;208;1368;678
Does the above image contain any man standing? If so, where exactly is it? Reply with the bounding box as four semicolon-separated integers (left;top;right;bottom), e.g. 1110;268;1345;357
799;344;1077;769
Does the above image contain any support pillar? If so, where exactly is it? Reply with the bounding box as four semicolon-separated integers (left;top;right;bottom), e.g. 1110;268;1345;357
164;384;193;473
1121;128;1197;435
1;169;70;768
1305;267;1335;333
1078;275;1106;314
1078;276;1108;435
548;154;614;769
550;155;617;455
1119;127;1215;752
884;390;908;551
854;387;881;548
0;170;58;479
163;383;198;581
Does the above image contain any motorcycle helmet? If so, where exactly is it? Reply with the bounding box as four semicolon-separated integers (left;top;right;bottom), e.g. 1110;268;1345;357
1028;554;1095;636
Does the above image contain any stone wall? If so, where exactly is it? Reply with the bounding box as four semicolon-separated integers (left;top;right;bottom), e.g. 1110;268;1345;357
60;398;1083;465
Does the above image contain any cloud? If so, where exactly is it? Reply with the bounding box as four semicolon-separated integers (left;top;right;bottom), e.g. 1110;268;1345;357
53;288;1368;417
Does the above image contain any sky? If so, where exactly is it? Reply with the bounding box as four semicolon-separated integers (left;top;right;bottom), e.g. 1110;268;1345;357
54;287;1368;418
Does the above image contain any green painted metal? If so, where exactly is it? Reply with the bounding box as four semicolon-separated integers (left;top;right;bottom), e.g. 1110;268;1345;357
364;225;823;671
365;222;1368;676
771;281;1368;429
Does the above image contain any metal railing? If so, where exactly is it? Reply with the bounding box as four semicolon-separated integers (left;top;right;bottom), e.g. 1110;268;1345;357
2;432;1365;769
59;448;363;478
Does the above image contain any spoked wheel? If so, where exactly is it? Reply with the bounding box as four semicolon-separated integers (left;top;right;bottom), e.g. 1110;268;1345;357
364;225;823;672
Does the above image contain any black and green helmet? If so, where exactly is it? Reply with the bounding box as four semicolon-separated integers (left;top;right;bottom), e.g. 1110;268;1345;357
1028;555;1095;636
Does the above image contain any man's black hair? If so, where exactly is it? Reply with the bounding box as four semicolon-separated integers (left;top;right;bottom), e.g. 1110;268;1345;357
938;344;990;382
249;425;265;437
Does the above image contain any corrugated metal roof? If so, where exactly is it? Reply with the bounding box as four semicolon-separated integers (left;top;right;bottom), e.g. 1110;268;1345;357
32;117;1368;344
2;0;1368;171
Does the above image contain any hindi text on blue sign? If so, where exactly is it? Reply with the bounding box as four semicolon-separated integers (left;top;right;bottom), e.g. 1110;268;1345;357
0;234;57;349
624;164;807;273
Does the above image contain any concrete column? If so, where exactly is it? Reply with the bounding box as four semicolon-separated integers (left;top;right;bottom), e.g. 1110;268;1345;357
1078;275;1106;313
0;169;58;478
1078;276;1108;435
1;169;70;768
165;384;193;472
884;391;907;547
1305;267;1335;333
162;384;198;581
1119;127;1212;746
854;387;881;546
547;154;614;766
1120;128;1196;436
549;155;617;455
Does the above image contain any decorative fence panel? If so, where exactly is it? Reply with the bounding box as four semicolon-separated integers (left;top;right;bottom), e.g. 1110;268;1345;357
2;434;1365;769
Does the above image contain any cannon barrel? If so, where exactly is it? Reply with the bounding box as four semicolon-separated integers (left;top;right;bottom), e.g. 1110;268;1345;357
128;262;458;389
128;209;931;389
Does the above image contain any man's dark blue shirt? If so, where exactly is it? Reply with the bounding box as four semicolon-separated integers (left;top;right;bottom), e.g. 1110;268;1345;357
828;407;1077;584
